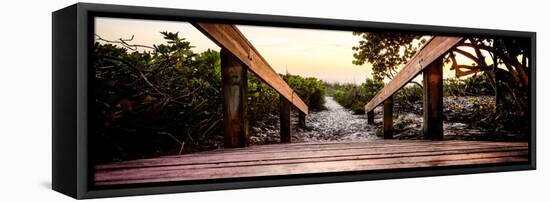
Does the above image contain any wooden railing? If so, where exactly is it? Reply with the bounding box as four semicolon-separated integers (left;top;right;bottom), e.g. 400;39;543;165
191;22;463;146
191;23;309;147
364;36;463;140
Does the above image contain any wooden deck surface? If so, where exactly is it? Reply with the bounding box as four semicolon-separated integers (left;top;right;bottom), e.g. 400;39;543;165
95;140;528;186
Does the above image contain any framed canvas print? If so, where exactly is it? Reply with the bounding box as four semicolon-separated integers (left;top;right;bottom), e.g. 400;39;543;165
52;3;536;199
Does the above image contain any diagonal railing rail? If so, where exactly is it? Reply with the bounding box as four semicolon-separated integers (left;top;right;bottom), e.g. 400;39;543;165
192;23;309;114
364;36;463;113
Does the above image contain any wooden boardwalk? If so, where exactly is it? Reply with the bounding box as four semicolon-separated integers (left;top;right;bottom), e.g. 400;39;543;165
95;140;528;186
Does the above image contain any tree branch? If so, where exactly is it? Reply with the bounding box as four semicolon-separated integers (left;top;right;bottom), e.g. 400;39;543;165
453;48;484;65
99;55;167;97
95;34;155;51
459;42;528;86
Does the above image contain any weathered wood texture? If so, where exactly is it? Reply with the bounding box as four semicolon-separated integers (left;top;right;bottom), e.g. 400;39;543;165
95;140;528;186
423;58;444;140
383;97;393;139
192;23;308;114
221;49;249;147
280;96;292;143
365;36;463;112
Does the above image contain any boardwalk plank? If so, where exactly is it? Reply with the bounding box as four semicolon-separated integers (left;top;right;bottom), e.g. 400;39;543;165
97;144;526;170
95;140;528;186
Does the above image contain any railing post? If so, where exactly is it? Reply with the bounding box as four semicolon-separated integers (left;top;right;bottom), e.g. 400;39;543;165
494;68;504;111
298;111;306;128
383;96;393;139
221;49;248;147
367;110;375;124
423;58;444;140
280;96;292;143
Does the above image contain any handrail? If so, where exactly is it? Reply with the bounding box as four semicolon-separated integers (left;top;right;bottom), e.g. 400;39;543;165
364;36;463;113
192;22;309;114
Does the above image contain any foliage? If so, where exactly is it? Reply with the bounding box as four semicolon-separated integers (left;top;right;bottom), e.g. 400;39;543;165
332;75;496;115
395;84;423;104
247;73;327;129
352;32;426;81
247;73;279;122
283;74;328;111
352;33;530;113
332;79;384;114
93;32;225;163
443;74;494;96
93;32;328;163
392;75;494;113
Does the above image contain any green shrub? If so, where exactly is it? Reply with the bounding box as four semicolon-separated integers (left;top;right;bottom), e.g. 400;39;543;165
283;74;328;111
444;73;494;96
248;73;279;122
395;84;423;104
393;73;494;106
351;101;367;114
332;78;383;114
93;32;224;163
93;32;329;163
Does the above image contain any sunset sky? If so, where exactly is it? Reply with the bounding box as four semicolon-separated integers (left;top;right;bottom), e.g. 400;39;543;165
95;17;479;84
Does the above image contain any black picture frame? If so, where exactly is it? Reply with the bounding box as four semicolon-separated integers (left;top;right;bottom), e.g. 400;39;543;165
52;3;536;199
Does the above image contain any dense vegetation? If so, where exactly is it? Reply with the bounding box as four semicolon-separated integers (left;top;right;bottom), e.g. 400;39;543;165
396;74;495;107
443;74;494;97
283;74;327;111
330;72;528;139
93;32;327;163
331;74;496;114
331;79;383;114
352;34;530;114
246;73;327;128
347;32;528;137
